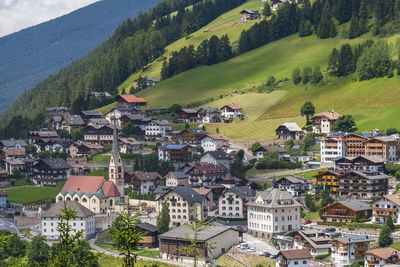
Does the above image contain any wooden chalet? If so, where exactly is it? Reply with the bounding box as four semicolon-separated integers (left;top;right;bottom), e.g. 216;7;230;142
116;94;147;109
137;223;158;248
177;108;199;122
32;158;71;185
169;129;207;145
84;125;114;144
333;155;384;172
320;199;372;223
275;123;303;141
240;10;260;21
312;170;341;193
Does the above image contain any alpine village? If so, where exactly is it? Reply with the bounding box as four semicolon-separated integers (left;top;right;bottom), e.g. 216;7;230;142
4;0;400;266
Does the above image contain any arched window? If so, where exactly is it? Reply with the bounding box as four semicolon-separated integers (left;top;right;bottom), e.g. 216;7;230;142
172;215;176;219
235;201;239;205
58;196;63;201
82;198;87;203
74;198;79;202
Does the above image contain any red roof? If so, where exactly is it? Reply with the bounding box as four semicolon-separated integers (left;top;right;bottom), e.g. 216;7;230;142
278;249;312;260
102;181;120;197
221;104;242;110
119;94;147;103
62;176;104;194
3;148;25;156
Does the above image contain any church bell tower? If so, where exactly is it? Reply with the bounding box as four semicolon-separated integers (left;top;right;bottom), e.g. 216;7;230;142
109;112;125;196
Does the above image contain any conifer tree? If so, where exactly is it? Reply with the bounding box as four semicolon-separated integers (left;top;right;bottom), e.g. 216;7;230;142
328;48;340;76
338;44;354;76
358;0;368;34
317;0;336;39
348;15;360;39
311;65;323;84
302;66;312;84
157;201;170;234
335;0;352;24
263;2;271;17
378;225;393;247
386;215;396;231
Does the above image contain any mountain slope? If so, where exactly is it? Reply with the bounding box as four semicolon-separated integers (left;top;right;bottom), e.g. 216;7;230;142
0;0;161;113
129;27;400;141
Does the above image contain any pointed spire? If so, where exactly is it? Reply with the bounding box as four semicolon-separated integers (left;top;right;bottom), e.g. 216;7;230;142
111;110;121;162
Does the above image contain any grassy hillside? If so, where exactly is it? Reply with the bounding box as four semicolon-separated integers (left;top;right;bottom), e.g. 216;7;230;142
113;5;400;141
118;0;262;90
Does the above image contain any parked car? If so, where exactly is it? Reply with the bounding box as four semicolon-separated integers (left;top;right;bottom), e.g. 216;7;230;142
259;251;271;257
325;227;336;233
246;248;255;253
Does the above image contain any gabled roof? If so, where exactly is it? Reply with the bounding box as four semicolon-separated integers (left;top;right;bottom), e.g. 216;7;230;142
2;148;25;156
165;171;188;179
349;170;390;180
138;222;157;233
278;249;312;260
321;199;371;212
193;187;212;196
180;108;197;114
278;176;309;185
221;104;242;110
250;188;301;208
42;201;95;218
160;225;235;241
39;158;71;170
64;115;85;126
202;151;231;160
102;181;121;197
363;248;400;260
333;235;371;244
160;187;205;202
240;9;259;14
62;176;104;194
277;123;302;132
311;111;342;121
129;171;162;181
0;139;27;147
159;144;189;150
81;110;102;116
118;94;147;103
372;194;400;206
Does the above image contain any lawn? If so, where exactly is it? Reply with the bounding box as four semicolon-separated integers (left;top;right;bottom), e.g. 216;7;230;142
292;168;329;180
9;177;33;186
391;241;400;250
87;169;109;180
216;255;244;267
89;153;111;164
4;182;65;204
99;255;177;267
118;0;262;91
304;211;320;221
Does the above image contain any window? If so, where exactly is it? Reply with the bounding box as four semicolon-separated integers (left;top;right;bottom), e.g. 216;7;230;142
303;261;307;264
294;261;298;265
82;198;87;203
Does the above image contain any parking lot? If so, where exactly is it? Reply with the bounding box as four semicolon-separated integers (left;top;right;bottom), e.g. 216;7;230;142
242;233;279;255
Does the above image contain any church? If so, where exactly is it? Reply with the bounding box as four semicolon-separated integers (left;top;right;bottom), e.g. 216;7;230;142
56;118;126;214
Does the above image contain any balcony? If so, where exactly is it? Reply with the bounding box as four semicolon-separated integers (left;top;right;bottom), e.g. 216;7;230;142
367;260;379;264
322;214;355;219
373;207;397;213
373;214;397;219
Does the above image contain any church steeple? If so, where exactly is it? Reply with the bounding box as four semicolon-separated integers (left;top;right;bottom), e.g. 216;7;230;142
109;111;124;196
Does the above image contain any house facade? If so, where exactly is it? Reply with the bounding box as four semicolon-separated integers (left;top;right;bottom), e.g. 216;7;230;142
164;171;189;187
159;225;238;265
186;162;228;186
371;194;400;224
200;151;232;170
200;134;228;152
311;111;341;134
41;201;95;240
320;199;372;223
320;136;346;163
276;123;303;141
125;171;162;194
247;188;301;239
0;190;6;208
275;249;313;267
331;236;371;267
218;187;248;219
157;187;207;227
363;248;400;267
293;230;331;256
220;104;242;119
277;176;311;197
158;144;191;161
145;120;172;140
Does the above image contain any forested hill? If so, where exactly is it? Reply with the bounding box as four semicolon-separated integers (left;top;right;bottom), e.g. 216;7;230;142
0;0;161;114
0;0;246;130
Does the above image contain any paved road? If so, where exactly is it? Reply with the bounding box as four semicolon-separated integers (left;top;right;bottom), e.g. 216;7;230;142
89;238;190;266
242;233;278;255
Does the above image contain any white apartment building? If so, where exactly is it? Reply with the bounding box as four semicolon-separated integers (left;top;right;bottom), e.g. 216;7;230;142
276;249;313;267
200;134;228;152
363;248;400;267
41;201;96;240
200;151;232;170
311;111;341;134
218;188;247;219
157;187;207;228
371;194;400;224
331;236;372;267
320;136;346;163
247;188;301;239
164;171;189;187
145;120;172;140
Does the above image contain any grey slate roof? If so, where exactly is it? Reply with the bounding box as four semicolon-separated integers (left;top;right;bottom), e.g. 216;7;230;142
250;188;301;208
40;158;71;170
169;171;188;179
64;115;85;126
337;199;371;211
81;110;102;116
1;139;27;148
334;235;372;244
42;201;95;218
351;170;390;180
162;187;205;202
204;151;232;160
280;123;302;132
278;176;310;185
160;225;235;241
